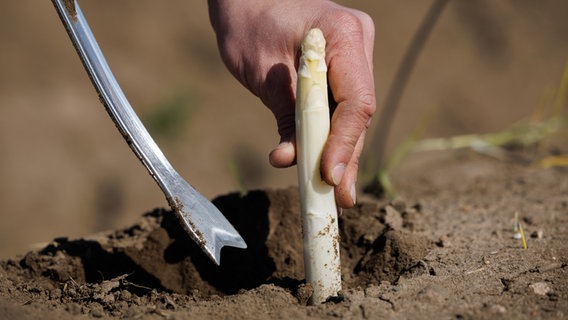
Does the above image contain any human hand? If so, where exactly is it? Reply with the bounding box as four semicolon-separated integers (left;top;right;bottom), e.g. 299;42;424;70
208;0;376;208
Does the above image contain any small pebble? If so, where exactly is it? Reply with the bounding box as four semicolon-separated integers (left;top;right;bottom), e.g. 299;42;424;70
487;304;507;314
538;262;562;273
529;282;551;296
436;235;451;248
531;230;544;239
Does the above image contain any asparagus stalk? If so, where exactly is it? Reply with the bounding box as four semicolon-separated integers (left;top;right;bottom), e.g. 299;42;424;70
296;28;342;304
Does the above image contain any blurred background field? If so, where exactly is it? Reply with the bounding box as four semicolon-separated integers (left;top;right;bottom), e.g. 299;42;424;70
0;0;566;257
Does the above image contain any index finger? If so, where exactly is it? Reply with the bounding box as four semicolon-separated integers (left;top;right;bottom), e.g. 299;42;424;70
319;12;376;189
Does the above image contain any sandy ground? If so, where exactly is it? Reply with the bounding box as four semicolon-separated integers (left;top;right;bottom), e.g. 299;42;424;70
0;150;567;319
1;0;567;257
0;0;567;319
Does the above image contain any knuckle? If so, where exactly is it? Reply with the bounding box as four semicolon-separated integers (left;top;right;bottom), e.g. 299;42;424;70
358;12;375;36
333;11;366;38
330;10;375;40
354;89;376;122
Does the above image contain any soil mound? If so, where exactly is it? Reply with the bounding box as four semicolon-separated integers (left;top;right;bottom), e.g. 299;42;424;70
0;187;429;318
1;155;568;319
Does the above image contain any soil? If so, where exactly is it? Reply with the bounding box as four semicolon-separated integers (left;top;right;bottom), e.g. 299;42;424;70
1;1;568;319
2;0;568;257
1;150;567;319
61;0;76;21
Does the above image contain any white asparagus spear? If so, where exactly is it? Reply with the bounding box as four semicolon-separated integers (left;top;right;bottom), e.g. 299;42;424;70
296;28;342;304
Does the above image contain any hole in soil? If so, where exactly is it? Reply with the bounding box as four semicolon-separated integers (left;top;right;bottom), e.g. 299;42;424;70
18;188;432;298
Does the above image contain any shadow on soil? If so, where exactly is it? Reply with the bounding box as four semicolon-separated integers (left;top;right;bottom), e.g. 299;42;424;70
16;188;432;297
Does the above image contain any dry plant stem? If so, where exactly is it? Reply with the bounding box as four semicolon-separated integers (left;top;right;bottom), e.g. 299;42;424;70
519;223;528;250
362;0;449;184
296;29;341;304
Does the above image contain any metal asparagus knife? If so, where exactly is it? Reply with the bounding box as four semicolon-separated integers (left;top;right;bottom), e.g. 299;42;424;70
51;0;247;264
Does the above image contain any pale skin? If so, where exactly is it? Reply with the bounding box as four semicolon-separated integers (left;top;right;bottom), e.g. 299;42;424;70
208;0;376;208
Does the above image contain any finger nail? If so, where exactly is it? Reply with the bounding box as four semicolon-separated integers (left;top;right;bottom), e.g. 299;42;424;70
332;164;346;186
350;183;357;206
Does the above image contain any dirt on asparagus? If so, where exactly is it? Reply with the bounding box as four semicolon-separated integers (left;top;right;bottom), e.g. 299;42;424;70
1;150;567;319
